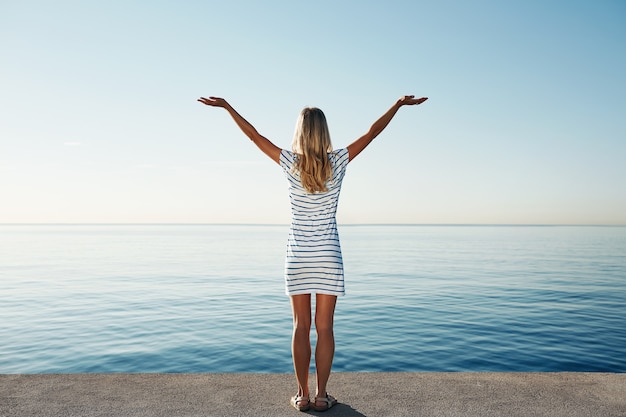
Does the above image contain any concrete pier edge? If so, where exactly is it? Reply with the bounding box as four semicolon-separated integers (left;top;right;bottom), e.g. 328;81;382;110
2;372;625;417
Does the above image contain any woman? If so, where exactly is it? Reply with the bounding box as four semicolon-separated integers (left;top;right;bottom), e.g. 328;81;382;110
198;94;428;411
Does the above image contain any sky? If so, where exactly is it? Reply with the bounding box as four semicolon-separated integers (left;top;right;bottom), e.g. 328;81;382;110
1;1;625;224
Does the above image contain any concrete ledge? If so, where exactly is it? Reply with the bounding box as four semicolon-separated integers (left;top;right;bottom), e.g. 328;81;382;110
1;372;625;417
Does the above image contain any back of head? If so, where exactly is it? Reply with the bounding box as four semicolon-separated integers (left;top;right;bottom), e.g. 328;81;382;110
292;107;333;193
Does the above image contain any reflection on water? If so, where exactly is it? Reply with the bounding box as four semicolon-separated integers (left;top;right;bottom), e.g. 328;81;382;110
1;225;625;373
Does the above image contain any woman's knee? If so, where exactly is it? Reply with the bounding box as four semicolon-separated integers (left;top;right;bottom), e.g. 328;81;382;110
293;319;311;334
315;320;333;337
314;294;336;334
314;315;334;335
291;294;312;332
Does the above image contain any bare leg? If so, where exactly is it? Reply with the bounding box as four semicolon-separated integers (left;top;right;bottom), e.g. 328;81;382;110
314;293;337;404
290;294;312;404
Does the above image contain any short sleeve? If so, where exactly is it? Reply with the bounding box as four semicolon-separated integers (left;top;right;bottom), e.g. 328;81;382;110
279;149;294;173
333;148;349;172
330;148;349;183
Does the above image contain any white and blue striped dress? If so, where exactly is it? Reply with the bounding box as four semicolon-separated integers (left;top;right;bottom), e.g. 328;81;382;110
279;148;350;296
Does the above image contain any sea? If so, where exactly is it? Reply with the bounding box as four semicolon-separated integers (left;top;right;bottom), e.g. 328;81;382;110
1;224;625;374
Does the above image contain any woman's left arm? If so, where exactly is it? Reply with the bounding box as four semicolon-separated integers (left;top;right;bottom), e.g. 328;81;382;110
198;96;281;164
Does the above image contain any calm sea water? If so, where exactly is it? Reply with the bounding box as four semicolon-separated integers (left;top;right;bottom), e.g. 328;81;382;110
1;224;625;374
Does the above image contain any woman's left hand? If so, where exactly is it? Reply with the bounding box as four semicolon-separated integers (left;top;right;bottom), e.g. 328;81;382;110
197;96;228;107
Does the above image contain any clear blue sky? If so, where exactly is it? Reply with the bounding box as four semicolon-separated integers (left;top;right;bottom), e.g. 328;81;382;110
1;1;625;224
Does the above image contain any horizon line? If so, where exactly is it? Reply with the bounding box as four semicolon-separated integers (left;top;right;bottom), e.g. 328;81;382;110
1;223;625;227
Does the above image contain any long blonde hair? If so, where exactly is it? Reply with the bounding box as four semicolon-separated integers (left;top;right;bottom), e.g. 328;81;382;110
291;107;333;193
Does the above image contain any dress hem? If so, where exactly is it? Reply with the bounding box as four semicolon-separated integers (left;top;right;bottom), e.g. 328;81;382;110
285;290;345;297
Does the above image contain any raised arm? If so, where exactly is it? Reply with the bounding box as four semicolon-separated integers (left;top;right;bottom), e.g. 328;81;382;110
198;96;281;164
347;95;428;162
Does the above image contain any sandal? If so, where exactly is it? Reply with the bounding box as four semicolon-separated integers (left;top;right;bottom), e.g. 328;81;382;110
313;394;337;412
290;395;310;412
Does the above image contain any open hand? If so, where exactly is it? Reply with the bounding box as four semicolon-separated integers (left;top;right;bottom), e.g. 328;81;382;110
398;95;428;106
197;96;228;107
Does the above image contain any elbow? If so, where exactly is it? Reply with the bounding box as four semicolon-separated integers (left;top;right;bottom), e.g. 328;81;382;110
368;128;381;140
247;129;261;142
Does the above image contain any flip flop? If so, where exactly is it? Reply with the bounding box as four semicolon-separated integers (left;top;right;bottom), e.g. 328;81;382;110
313;394;337;412
290;395;310;412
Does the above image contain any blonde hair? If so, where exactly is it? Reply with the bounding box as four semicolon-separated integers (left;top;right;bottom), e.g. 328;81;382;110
291;107;333;193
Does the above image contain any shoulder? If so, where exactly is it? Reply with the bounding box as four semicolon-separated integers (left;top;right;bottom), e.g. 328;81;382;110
279;149;294;169
330;148;349;167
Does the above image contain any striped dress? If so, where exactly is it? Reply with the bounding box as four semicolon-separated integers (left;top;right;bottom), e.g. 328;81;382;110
279;148;350;296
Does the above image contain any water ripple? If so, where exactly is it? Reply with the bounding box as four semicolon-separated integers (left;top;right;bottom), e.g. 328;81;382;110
1;225;625;373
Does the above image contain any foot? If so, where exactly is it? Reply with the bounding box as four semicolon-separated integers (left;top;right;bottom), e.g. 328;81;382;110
313;394;337;412
290;395;310;412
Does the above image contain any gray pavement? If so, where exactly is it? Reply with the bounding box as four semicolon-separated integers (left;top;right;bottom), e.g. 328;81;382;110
1;372;625;417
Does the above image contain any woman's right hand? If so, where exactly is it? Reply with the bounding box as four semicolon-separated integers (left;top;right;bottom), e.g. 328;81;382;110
398;95;428;106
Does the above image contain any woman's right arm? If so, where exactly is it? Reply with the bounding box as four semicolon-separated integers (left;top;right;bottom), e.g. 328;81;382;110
347;95;428;162
198;96;281;164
